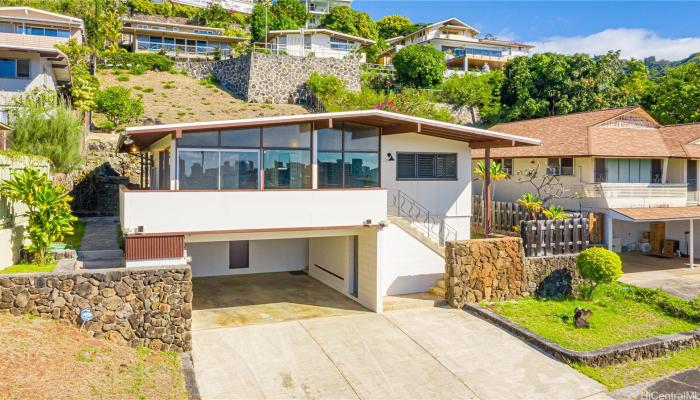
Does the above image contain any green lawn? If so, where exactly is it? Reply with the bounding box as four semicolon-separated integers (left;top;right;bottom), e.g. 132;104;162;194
0;263;57;274
486;285;697;351
62;220;86;250
573;346;700;390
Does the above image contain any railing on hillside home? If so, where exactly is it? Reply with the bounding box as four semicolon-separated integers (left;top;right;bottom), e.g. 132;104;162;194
520;218;590;257
251;42;361;59
136;41;232;57
388;190;458;246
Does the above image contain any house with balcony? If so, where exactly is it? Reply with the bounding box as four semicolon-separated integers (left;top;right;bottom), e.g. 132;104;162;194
0;7;80;121
117;110;538;312
120;18;247;60
301;0;353;27
165;0;255;14
472;107;700;263
263;29;374;61
377;18;533;72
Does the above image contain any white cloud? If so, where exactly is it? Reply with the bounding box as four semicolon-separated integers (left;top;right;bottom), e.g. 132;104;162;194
532;28;700;61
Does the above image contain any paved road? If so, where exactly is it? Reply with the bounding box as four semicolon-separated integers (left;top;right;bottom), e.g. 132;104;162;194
611;368;700;400
192;307;608;399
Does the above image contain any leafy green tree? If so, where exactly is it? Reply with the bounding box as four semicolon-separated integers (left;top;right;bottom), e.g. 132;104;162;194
645;63;700;124
0;168;76;265
441;70;504;124
362;38;390;65
56;40;99;111
99;10;124;53
10;93;84;173
95;87;144;133
376;15;412;39
393;45;446;88
320;6;378;40
500;51;646;121
250;0;307;42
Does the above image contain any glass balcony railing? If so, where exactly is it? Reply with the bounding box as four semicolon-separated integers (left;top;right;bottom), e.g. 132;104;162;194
137;41;231;56
455;48;503;58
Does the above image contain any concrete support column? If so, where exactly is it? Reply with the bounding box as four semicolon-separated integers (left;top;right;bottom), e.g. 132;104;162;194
605;213;614;251
690;219;695;269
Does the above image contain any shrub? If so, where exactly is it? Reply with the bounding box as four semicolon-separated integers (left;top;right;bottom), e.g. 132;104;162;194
393;45;446;88
95;87;144;133
307;72;345;98
100;52;174;72
9;93;83;173
0;168;76;264
116;74;130;82
577;247;623;298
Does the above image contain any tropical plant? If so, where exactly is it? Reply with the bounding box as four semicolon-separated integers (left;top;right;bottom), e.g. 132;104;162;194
473;160;509;200
98;10;124;53
95;87;144;133
576;247;623;300
516;193;544;220
392;45;446;88
376;15;413;39
0;168;77;264
542;204;569;220
9;94;84;173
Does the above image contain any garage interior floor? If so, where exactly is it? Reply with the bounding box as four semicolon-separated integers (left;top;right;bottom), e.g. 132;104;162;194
192;272;369;330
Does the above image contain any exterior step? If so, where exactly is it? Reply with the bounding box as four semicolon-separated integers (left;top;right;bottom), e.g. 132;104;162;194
383;293;447;311
428;286;446;298
81;258;125;269
77;250;125;261
436;279;446;289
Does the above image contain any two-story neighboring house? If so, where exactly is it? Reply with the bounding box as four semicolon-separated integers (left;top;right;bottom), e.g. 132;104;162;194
117;110;538;312
377;18;533;73
302;0;353;28
120;18;247;60
0;7;82;120
263;29;374;60
167;0;255;14
472;107;700;264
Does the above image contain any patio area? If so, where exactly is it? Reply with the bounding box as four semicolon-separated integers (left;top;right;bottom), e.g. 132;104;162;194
619;252;700;300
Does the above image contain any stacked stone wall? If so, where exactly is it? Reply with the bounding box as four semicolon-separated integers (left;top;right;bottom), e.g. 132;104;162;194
445;238;582;308
0;265;192;352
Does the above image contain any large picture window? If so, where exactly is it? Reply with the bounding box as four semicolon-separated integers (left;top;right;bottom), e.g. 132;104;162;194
396;153;457;180
317;123;380;188
178;150;219;189
263;123;312;189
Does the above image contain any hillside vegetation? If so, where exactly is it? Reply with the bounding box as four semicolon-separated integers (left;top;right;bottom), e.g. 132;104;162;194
95;70;308;127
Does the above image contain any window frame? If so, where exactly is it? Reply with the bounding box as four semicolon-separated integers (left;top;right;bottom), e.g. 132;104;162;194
317;122;381;189
546;157;574;176
395;152;458;181
0;58;29;79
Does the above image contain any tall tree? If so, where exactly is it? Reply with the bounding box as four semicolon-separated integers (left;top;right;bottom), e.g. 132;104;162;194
250;0;308;42
645;63;700;124
320;6;378;40
392;45;446;88
376;15;412;39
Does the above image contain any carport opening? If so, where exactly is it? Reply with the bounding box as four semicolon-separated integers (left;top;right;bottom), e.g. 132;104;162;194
189;236;370;329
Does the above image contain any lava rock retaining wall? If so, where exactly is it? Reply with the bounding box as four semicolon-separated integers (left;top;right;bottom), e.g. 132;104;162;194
445;237;582;307
0;265;192;352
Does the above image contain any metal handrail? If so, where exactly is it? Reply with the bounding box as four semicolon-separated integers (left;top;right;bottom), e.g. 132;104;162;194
388;189;458;246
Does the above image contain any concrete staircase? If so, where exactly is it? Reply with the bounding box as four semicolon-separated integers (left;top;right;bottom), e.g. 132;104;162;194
77;217;124;269
383;292;447;311
428;276;447;299
78;249;125;269
387;215;445;257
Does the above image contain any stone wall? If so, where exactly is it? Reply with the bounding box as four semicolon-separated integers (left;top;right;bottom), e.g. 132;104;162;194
246;53;362;104
0;265;193;352
213;55;252;99
175;60;215;81
445;238;582;308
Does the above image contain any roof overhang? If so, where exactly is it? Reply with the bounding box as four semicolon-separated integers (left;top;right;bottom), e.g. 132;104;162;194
610;206;700;222
0;44;70;84
120;26;247;43
0;6;84;28
266;29;375;46
0;122;10;131
120;110;542;153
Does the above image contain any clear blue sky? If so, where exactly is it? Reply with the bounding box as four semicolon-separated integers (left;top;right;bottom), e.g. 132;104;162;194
352;1;700;60
353;1;698;41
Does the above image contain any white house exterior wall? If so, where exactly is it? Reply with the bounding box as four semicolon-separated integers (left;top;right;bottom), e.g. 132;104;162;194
381;224;444;295
382;133;472;239
309;235;354;294
273;32;364;60
0;50;57;107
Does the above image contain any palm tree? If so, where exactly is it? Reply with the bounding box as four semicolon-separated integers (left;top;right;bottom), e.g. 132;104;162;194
516;193;544;220
542;204;569;220
473;160;509;200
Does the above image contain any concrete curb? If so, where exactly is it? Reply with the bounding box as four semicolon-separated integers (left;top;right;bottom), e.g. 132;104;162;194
463;303;700;367
179;352;201;400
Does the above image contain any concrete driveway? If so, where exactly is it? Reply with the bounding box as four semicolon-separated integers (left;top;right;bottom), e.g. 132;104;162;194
620;253;700;300
192;307;608;399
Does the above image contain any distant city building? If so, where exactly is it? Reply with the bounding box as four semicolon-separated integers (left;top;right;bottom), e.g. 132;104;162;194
378;18;533;73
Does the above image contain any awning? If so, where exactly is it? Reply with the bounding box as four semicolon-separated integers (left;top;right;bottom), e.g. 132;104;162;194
610;206;700;222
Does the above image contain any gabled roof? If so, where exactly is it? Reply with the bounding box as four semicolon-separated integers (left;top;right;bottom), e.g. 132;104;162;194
0;6;84;27
120;110;541;152
392;18;480;44
472;107;700;159
266;29;375;46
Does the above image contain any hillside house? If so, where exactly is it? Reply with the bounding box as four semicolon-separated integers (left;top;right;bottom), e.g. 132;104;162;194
263;29;374;61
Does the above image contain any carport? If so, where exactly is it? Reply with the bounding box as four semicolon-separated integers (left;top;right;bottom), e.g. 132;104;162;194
608;206;700;269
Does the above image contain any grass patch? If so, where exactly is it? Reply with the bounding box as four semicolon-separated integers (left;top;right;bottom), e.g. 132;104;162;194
142;87;154;93
116;75;130;82
486;284;698;351
62;220;86;250
573;346;700;389
0;263;57;274
0;314;187;398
